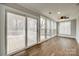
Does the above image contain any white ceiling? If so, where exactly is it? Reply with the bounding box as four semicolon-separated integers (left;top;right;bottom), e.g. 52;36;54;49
17;3;79;21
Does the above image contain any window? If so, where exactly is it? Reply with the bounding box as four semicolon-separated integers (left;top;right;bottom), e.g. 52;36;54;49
53;22;56;35
6;12;57;54
46;19;51;39
27;17;37;46
7;12;26;54
59;21;71;35
40;17;46;41
51;21;54;36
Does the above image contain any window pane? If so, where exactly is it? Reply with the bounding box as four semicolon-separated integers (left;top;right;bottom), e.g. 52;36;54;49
40;17;46;41
27;17;37;46
59;22;65;34
53;22;56;35
7;12;25;54
59;21;71;35
51;21;54;36
46;19;51;39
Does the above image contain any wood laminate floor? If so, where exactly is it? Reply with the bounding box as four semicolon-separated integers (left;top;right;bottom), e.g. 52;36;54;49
12;36;79;56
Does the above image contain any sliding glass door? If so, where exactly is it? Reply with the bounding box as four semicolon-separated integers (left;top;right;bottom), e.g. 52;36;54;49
40;17;46;41
27;17;37;47
7;12;26;54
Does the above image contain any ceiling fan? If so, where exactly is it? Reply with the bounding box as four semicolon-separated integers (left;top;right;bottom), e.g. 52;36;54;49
60;16;69;19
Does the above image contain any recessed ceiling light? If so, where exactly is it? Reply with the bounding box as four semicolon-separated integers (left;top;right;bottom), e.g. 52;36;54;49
57;11;61;14
58;9;61;10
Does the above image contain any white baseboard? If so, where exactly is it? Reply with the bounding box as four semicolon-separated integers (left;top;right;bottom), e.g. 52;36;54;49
58;34;76;39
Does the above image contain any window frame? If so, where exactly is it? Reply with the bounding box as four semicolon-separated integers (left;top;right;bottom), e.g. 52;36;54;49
46;19;51;39
39;16;46;42
26;16;38;47
5;11;27;55
58;21;71;35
